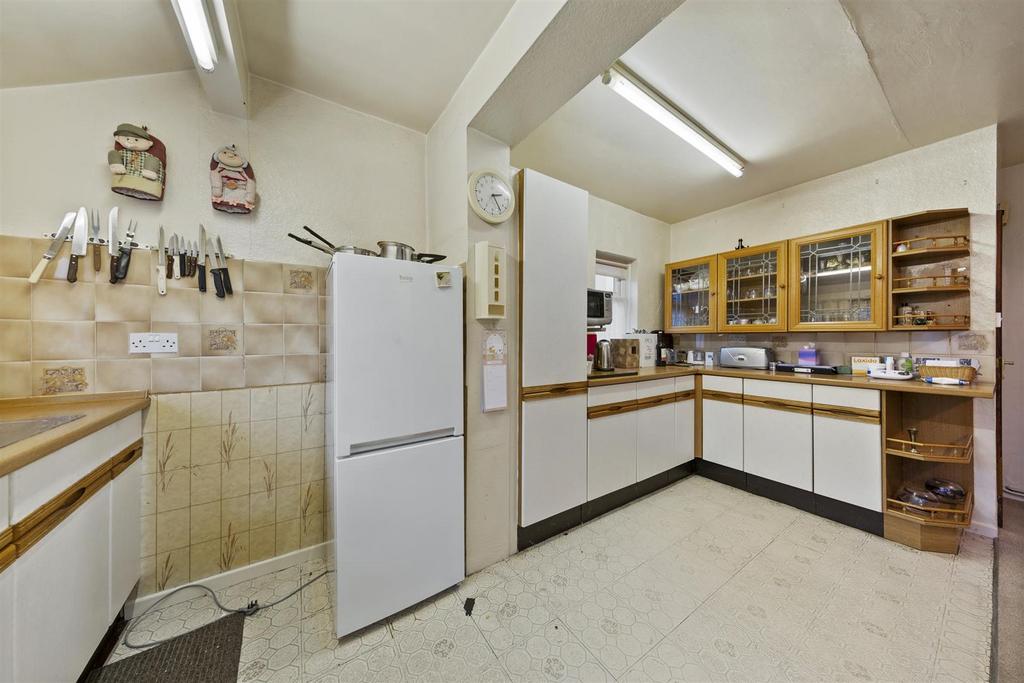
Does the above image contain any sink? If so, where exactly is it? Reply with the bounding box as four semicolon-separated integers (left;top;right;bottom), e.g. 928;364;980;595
0;414;85;449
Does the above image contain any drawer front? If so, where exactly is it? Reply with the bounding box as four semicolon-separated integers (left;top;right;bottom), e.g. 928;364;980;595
744;379;811;403
636;378;676;400
674;375;695;392
812;385;880;411
588;382;637;407
702;375;743;393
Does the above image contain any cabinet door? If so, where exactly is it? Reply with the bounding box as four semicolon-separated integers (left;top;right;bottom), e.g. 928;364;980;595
0;566;12;683
665;256;718;333
521;169;588;387
636;402;679;480
521;394;587;526
110;459;142;620
702;396;743;470
717;240;788;332
588;411;637;499
674;397;695;466
788;221;887;331
14;487;111;683
813;414;882;511
742;402;813;490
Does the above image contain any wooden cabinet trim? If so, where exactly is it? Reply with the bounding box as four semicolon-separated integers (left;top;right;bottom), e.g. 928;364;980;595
743;395;812;414
587;400;638;419
0;542;14;574
701;389;743;404
522;382;589;401
675;389;696;402
813;404;880;424
635;393;677;410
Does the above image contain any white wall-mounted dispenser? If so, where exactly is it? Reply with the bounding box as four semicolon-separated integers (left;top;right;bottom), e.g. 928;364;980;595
474;241;506;320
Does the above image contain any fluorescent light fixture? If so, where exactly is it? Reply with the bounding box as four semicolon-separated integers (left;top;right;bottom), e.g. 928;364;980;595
173;0;218;72
602;62;744;177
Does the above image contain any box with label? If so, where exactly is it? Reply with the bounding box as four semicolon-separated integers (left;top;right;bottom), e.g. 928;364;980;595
610;338;640;369
624;333;658;368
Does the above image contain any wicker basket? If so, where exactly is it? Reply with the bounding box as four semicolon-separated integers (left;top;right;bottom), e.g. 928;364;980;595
918;364;977;382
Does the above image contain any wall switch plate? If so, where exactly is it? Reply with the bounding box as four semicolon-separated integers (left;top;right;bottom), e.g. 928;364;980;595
130;332;178;354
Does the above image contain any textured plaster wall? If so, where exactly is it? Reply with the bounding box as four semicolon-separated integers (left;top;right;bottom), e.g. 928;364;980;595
0;71;427;265
670;126;999;536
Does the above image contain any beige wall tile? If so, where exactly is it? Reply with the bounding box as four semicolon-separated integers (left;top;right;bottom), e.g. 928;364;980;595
95;359;151;393
190;501;221;544
244;292;283;324
300;513;324;547
277;417;301;452
139;556;156;596
251;387;277;420
156;428;191;472
156;507;190;552
276;519;299;555
244;261;283;293
276;484;300;521
190;425;221;466
251;491;276;528
0;277;31;319
300;448;325;483
243;324;283;355
319;325;327;353
302;480;324;516
29;238;96;282
315;267;327;295
190;391;222;428
156;465;190;512
0;236;32;277
140;472;156;516
277;451;300;488
221;388;250;423
99;248;151;286
155;547;190;591
284;295;318;324
157;393;191;430
201;324;242;356
141;514;156;557
201;357;245;390
32;360;95;395
222;462;250;499
31;321;95;360
245;355;284;387
153;357;201;393
224;259;244;293
200;290;244;323
251;419;277;456
250;525;276;563
151;288;200;323
276;385;301;417
221;494;250;535
0;362;31;397
250;454;277;497
285;354;320;384
95;283;153;322
97;321;150;358
151;322;201;357
220;529;249;571
190;463;222;506
31;279;94;320
910;331;952;355
221;419;250;462
284;266;317;295
0;320;30;361
189;538;221;581
318;296;327;324
283;324;318;355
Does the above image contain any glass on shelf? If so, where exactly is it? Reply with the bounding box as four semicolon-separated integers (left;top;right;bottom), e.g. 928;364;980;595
669;262;711;328
797;231;874;324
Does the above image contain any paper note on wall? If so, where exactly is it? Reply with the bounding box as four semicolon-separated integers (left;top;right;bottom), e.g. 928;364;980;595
482;331;507;412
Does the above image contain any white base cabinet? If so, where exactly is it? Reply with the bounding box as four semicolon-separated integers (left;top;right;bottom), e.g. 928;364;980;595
702;397;743;470
743;403;813;490
109;458;142;620
588;411;637;499
0;566;12;683
521;395;587;526
636;403;677;481
812;386;882;512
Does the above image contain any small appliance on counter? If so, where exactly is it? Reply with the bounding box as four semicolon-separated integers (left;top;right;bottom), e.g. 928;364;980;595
593;339;614;372
587;288;612;327
679;350;705;366
719;347;773;370
776;362;839;375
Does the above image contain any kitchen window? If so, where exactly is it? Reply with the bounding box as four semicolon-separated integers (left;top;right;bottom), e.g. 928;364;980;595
594;257;637;339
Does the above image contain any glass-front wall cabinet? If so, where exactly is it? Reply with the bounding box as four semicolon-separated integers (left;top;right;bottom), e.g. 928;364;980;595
717;241;787;332
788;222;887;331
664;256;717;333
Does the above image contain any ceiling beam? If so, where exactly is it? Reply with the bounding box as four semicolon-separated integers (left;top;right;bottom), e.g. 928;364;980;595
172;0;249;118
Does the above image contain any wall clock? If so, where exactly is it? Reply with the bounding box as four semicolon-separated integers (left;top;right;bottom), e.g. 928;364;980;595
468;169;515;224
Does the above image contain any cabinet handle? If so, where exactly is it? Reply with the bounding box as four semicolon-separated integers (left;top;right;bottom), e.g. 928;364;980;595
875;273;885;280
778;283;786;289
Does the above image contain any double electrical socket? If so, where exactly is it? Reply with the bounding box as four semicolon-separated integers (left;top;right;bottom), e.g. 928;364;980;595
129;333;179;354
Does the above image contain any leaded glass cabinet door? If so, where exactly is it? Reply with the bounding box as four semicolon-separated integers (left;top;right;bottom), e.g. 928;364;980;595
664;256;718;333
716;241;788;332
788;222;887;331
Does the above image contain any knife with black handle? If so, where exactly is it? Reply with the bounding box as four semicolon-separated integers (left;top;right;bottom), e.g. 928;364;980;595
216;235;233;295
178;238;187;279
208;238;225;298
108;208;120;284
198;226;208;292
115;220;136;281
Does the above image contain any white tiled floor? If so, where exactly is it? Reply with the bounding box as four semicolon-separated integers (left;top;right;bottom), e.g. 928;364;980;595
108;476;994;681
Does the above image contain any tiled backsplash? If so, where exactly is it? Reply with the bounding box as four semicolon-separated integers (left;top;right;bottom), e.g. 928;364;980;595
0;235;328;397
139;383;327;595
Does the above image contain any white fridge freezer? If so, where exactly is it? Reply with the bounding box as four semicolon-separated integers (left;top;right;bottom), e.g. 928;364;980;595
327;253;465;638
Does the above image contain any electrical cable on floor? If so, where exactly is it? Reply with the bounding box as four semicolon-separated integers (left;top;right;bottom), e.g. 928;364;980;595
121;569;332;650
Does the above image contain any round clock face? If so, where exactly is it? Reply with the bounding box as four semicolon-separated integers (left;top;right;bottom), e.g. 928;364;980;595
469;171;514;223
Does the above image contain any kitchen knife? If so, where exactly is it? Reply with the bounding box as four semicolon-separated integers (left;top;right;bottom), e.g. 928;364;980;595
208;238;225;298
107;208;120;284
114;217;136;281
67;207;89;283
189;241;197;277
91;208;102;271
177;235;186;280
156;226;167;296
28;212;76;284
216;235;233;294
198;225;207;292
169;235;179;280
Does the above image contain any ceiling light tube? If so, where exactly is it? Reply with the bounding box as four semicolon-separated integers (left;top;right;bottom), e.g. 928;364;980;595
173;0;218;72
602;62;744;177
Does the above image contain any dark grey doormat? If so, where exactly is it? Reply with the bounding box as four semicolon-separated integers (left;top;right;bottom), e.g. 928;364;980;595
85;612;245;683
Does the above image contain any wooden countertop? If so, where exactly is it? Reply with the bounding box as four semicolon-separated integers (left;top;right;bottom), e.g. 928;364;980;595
0;392;150;478
589;365;994;398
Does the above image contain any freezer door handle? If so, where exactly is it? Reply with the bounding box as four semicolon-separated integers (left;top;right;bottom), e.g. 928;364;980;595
345;428;456;457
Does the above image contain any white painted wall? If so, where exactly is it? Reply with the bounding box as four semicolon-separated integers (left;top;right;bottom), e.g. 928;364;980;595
588;195;669;332
999;162;1024;497
0;71;426;265
671;126;1000;536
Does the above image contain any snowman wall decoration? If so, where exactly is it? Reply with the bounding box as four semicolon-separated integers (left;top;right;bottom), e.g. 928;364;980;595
210;145;257;214
108;123;167;201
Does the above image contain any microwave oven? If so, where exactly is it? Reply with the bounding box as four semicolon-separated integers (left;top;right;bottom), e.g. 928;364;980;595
587;288;613;327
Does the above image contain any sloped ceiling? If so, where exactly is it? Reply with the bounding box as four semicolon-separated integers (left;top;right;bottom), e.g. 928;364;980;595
512;0;1024;223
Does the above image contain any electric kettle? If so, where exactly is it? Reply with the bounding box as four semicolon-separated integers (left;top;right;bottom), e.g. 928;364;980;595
593;339;614;372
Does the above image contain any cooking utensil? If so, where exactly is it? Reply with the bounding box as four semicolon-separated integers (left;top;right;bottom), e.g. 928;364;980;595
107;208;120;284
215;235;232;294
190;240;198;277
156;226;167;296
209;238;226;298
925;478;965;502
302;225;336;250
593;339;614;372
90;208;101;271
335;245;378;256
114;217;137;281
376;240;445;263
67;207;89;283
288;232;333;255
178;235;187;279
897;485;941;510
29;212;76;284
198;225;208;292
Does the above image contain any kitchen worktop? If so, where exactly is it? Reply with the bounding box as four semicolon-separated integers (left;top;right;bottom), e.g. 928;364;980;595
0;391;150;478
588;364;994;398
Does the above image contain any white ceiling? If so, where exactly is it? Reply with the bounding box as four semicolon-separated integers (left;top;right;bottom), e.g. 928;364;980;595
1;0;513;133
512;0;1024;224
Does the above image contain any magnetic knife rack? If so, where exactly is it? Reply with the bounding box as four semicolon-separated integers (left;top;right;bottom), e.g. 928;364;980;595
39;232;235;259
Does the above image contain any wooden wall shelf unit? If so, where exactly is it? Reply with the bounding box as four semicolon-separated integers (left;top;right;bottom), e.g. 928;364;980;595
888;209;971;331
882;392;974;553
665;255;718;333
717;240;788;332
